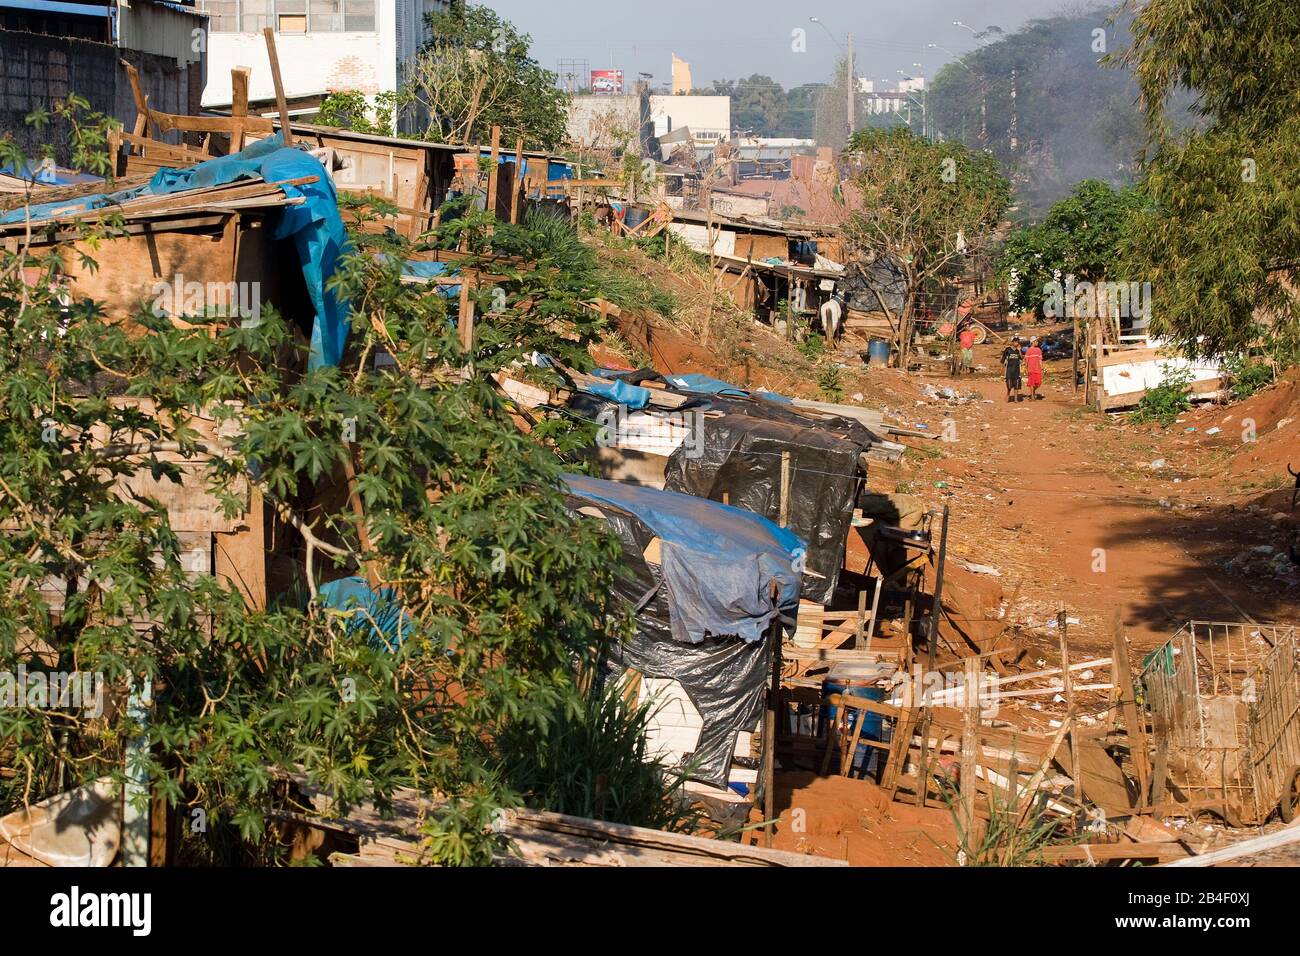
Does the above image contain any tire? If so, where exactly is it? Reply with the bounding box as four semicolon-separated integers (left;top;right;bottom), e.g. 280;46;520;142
1280;765;1300;824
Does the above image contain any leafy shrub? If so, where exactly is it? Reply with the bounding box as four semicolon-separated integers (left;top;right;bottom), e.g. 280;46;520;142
798;335;827;361
0;110;685;866
1223;354;1274;401
1130;365;1193;424
818;364;845;402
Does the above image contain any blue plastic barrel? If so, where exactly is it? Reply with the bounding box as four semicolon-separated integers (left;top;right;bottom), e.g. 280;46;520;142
822;680;886;773
867;338;891;366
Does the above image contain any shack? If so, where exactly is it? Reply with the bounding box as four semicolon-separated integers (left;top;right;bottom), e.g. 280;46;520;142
564;474;803;795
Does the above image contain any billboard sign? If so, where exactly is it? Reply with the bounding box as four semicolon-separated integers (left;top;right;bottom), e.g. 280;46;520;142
590;70;624;95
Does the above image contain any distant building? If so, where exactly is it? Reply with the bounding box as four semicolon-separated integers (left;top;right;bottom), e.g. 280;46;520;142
0;0;207;161
195;0;448;131
671;53;692;94
857;77;924;116
650;95;729;150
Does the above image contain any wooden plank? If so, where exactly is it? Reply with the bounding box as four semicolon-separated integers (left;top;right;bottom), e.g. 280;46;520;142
779;450;791;527
458;276;475;354
1053;737;1134;817
486;125;501;226
1042;842;1192;863
1058;609;1083;805
1015;717;1073;827
510;136;524;224
1112;610;1151;804
214;487;267;610
262;28;294;147
914;505;950;806
882;706;919;793
1162;823;1300;867
762;584;782;847
961;656;980;842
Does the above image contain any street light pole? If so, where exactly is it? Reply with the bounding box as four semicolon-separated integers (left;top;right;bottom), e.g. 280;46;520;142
811;18;854;144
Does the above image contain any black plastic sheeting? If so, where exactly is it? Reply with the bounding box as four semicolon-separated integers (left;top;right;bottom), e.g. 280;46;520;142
565;492;782;787
662;404;866;605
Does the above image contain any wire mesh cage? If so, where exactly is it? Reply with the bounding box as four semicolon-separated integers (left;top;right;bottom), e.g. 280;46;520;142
1141;621;1300;825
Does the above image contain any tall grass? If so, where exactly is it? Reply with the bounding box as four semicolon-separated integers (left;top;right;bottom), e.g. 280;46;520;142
938;766;1071;866
496;676;706;834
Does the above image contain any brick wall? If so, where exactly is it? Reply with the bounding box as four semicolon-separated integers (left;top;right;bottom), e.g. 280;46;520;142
0;30;196;165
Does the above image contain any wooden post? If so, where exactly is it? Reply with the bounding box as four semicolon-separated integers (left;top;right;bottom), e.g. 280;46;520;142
458;276;475;356
865;575;883;648
1071;315;1080;393
960;656;980;853
230;67;251;153
511;136;524;224
1112;609;1151;805
486;125;501;228
262;28;294;147
1058;608;1083;805
914;505;950;806
762;582;783;847
778;450;792;528
855;590;867;642
901;591;914;672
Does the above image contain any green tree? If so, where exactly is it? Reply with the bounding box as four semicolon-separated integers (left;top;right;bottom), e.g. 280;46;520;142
843;126;1011;366
401;3;569;150
1113;0;1300;360
784;83;826;139
315;90;398;136
0;106;687;866
710;75;786;137
996;179;1145;316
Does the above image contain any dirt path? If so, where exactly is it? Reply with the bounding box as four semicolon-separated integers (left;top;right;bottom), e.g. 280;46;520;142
900;343;1297;657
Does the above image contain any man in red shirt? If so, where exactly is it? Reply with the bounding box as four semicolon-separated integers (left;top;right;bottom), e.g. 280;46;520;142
1025;336;1045;400
958;324;977;374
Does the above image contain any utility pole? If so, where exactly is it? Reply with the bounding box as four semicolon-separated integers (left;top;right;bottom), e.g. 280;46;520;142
846;32;855;141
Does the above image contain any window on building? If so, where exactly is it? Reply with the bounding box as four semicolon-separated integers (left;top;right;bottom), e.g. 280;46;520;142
197;0;376;33
198;0;239;32
276;0;306;32
239;0;272;32
309;0;344;32
344;0;375;32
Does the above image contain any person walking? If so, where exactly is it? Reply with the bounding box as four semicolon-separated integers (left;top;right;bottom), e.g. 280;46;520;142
1025;336;1045;401
1001;336;1023;402
958;323;977;374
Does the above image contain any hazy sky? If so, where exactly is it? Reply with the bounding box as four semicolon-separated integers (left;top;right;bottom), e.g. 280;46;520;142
489;0;1086;89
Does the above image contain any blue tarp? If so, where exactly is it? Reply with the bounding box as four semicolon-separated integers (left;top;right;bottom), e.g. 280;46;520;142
1;162;102;187
1;134;352;370
663;373;793;405
581;375;651;409
398;258;460;298
319;576;408;652
563;473;804;645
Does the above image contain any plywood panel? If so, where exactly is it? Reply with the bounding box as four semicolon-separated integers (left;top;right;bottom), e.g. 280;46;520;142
60;223;238;321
